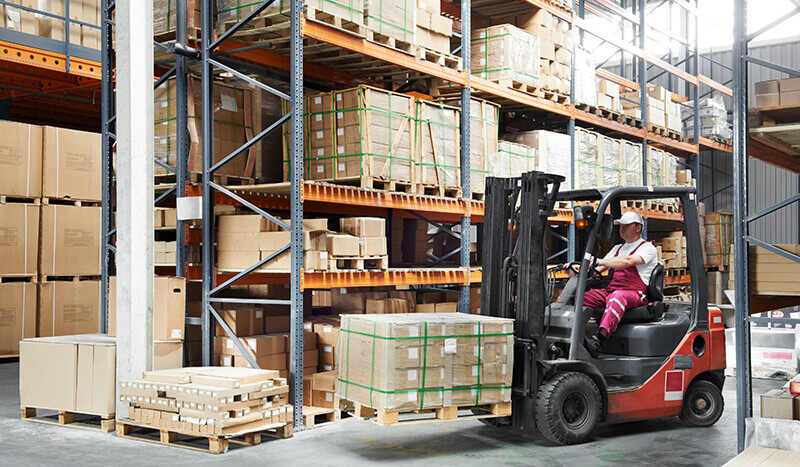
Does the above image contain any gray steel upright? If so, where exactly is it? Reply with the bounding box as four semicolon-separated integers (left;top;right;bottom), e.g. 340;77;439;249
732;0;751;453
100;0;115;333
175;0;189;278
200;0;215;367
458;0;471;314
638;0;648;189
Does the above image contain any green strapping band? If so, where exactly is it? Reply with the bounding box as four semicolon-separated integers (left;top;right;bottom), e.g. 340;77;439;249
476;322;482;405
339;328;513;340
419;322;428;409
369;321;377;407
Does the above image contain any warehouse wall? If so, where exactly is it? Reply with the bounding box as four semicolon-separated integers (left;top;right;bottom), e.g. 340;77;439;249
609;40;800;244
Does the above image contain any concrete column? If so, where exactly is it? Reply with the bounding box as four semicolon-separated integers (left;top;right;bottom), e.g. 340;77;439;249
115;0;154;416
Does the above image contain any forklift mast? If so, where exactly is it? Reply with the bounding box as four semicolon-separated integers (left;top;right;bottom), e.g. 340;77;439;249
481;172;563;430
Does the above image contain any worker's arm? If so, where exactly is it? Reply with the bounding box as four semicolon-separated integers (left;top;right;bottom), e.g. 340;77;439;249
597;255;644;270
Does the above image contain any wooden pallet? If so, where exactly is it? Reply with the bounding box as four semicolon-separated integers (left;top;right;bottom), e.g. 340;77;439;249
418;184;461;199
328;255;388;271
0;195;40;205
621;199;646;209
22;407;115;432
302;405;341;428
154;172;254;187
41;197;101;207
322;176;417;195
598;106;625;123
471;191;486;201
154;26;201;44
365;29;415;55
623;114;645;128
0;274;37;283
647;200;680;213
345;400;512;426
116;418;292;454
667;129;683;140
647;124;668;136
218;6;365;39
415;46;461;70
39;275;101;283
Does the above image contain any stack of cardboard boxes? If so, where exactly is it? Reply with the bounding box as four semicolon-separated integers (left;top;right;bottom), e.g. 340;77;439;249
155;76;257;178
154;0;201;38
365;0;415;44
119;367;293;435
216;215;329;272
416;0;453;55
654;232;687;270
503;130;572;189
507;8;572;96
216;0;364;30
622;85;682;136
441;98;499;197
496;141;537;178
336;313;515;412
471;24;540;89
755;77;800;108
416;100;461;193
338;217;388;263
3;1;101;49
596;80;622;112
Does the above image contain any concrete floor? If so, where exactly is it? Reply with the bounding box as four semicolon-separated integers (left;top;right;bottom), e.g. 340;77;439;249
0;361;782;466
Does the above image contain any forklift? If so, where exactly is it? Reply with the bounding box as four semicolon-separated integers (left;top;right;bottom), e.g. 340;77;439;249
479;171;726;445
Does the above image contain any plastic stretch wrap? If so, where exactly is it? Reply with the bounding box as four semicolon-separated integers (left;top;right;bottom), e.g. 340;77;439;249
471;24;540;87
503;130;571;188
335;313;515;411
496;141;535;177
599;136;622;186
574;128;599;189
664;154;678;186
573;45;596;106
622;142;643;186
646;146;665;186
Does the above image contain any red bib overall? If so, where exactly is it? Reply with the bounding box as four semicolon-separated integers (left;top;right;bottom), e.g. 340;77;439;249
583;240;649;334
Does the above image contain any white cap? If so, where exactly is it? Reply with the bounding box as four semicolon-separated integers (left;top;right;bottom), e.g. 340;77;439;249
613;212;644;225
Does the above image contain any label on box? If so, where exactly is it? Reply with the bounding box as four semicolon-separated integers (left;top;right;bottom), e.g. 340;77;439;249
220;93;236;111
473;346;479;357
326;393;332;402
408;369;417;381
7;10;20;23
337;128;344;136
338;163;345;171
317;148;324;156
171;329;181;338
472;365;478;376
444;338;457;355
408;347;418;359
227;340;234;349
315;114;322;122
314;96;322;105
315;131;323;139
323;345;332;353
408;392;415;401
337;147;344;155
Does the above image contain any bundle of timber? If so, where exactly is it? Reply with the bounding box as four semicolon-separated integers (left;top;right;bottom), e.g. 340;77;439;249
336;313;514;413
415;100;461;196
119;367;293;436
155;75;257;178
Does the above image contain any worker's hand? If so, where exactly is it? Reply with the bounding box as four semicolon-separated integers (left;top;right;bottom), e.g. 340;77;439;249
596;258;607;268
563;263;575;277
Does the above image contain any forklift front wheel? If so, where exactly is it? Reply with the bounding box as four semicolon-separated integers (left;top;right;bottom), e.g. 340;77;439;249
535;371;602;445
679;380;724;427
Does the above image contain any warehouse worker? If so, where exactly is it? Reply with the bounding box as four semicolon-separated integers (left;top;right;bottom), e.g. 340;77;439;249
582;211;658;358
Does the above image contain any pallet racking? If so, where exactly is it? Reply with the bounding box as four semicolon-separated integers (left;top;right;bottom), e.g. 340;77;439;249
731;0;800;453
0;0;723;430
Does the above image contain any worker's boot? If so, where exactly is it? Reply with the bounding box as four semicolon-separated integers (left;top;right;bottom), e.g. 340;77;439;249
584;334;603;359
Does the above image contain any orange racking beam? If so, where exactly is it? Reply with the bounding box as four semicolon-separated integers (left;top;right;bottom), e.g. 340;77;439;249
0;40;101;80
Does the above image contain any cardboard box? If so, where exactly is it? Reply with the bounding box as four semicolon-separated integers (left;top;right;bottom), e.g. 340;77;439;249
20;334;115;416
360;236;387;256
215;308;260;337
215;333;286;356
107;277;186;341
154;340;183;370
38;280;100;337
39;205;101;276
0;203;39;276
780;91;800;107
326;233;360;257
314;322;340;347
264;313;290;333
755;93;779;108
0;282;36;354
340;217;385;237
233;352;287;370
761;389;795;420
42;126;102;201
755;80;780;95
0;121;42;197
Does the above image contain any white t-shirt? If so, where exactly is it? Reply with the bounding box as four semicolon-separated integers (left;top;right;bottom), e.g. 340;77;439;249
603;239;659;285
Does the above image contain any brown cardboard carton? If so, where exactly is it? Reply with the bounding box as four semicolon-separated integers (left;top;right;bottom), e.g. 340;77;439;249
0;282;36;354
755;80;780;95
435;302;458;313
233;352;287;370
154;341;183;370
340;217;385;237
360;236;387;256
42;126;102;201
326;233;360;257
755;93;779;109
780;91;800;107
314;321;340;346
215;333;286;356
0;121;42;197
39;205;101;276
264;313;290;333
0;203;39;276
215;308;257;337
761;389;795;420
107;277;186;341
38;280;100;337
20;334;115;416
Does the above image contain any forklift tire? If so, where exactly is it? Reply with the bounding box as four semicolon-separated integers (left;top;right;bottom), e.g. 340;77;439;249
679;380;724;427
535;371;602;445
